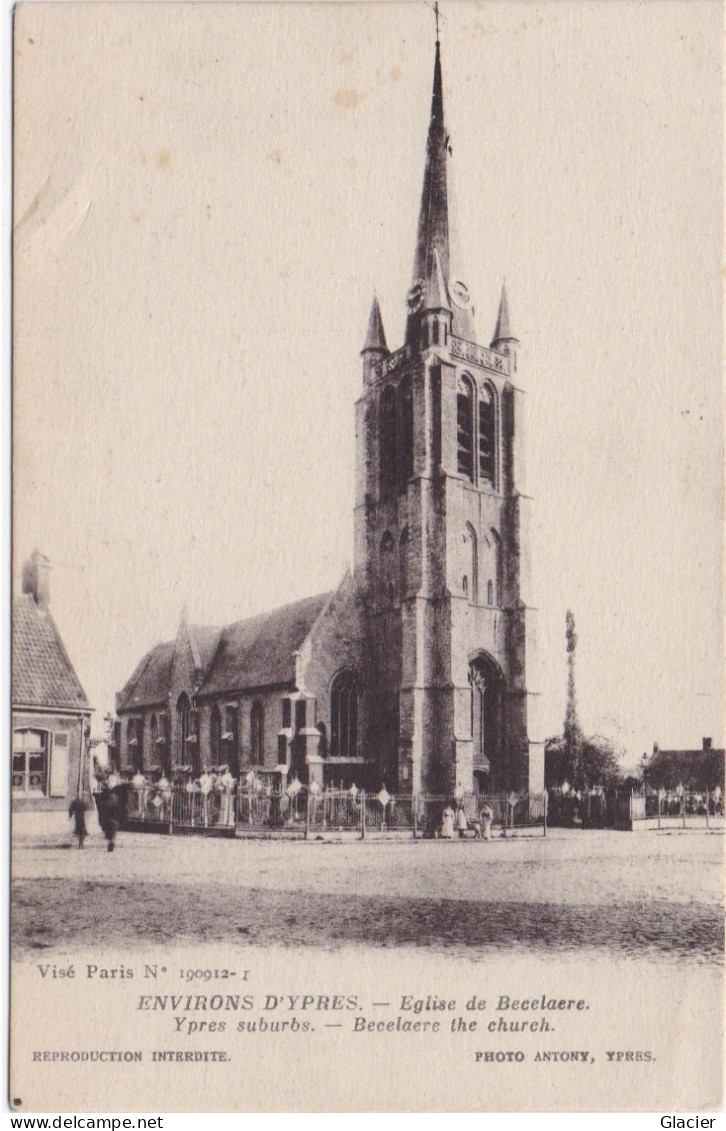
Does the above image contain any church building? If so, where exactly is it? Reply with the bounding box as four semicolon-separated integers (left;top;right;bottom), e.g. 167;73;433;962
115;36;544;797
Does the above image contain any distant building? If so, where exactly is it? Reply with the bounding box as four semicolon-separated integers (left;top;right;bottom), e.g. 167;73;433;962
12;551;92;812
115;37;543;796
648;738;725;791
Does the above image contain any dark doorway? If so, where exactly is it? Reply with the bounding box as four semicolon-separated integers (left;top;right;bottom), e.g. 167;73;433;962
469;654;505;791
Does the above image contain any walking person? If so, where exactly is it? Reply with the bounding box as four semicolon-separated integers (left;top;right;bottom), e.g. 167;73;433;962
69;795;88;849
104;787;120;852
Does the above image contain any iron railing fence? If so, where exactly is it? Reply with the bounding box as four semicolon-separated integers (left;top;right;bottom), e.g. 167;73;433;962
119;783;237;832
107;780;726;837
235;788;548;839
117;783;549;838
546;787;724;828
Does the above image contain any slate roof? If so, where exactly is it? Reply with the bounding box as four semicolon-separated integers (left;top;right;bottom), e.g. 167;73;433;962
199;592;332;696
117;592;332;709
12;593;90;711
188;626;222;679
116;640;176;711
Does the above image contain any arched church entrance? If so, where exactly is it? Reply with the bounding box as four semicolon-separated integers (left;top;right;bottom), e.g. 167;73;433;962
469;653;505;793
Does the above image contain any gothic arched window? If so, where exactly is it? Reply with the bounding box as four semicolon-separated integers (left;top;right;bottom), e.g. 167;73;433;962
380;530;395;604
330;670;359;759
479;382;497;486
490;528;502;607
399;525;410;596
379;385;398;499
464;523;478;604
399;378;414;488
177;694;191;766
250;701;264;765
457;375;474;481
210;705;221;765
127;717;143;772
223;705;239;776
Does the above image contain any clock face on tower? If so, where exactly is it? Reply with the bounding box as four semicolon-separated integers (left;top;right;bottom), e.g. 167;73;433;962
448;279;471;309
406;280;424;313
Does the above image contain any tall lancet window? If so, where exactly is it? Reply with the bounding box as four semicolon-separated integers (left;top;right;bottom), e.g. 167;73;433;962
399;525;410;596
399;378;414;488
379;386;398;499
380;531;395;604
210;705;221;765
330;670;359;759
457;375;474;480
491;528;502;607
177;693;191;765
479;383;497;487
463;523;478;604
250;702;264;765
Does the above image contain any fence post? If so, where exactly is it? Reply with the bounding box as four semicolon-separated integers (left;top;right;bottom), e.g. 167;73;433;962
682;794;687;830
706;789;710;830
543;790;547;837
361;791;366;841
413;796;418;840
305;791;310;841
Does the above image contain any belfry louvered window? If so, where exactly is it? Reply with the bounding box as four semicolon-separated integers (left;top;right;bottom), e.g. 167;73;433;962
379;386;398;499
399;378;414;487
479;383;496;486
457;375;474;480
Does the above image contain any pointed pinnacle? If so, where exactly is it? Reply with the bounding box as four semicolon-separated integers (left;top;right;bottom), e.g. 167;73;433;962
492;281;515;343
362;294;388;353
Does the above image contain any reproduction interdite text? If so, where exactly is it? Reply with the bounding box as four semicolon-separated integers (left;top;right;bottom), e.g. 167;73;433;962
27;963;655;1065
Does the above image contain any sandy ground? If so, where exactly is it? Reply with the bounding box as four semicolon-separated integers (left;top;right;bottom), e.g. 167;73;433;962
12;826;724;965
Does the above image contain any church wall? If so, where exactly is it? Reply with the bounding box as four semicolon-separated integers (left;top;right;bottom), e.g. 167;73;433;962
167;626;199;763
298;575;366;741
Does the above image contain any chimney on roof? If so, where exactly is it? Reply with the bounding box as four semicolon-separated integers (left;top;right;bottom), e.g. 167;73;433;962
22;549;50;609
703;737;712;750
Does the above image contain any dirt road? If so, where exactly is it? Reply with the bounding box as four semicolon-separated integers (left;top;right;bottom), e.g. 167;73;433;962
12;827;723;964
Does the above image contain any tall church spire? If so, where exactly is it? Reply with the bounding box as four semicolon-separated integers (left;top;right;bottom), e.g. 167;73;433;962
406;37;474;344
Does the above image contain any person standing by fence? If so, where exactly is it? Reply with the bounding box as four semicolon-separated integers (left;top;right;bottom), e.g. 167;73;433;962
481;802;493;841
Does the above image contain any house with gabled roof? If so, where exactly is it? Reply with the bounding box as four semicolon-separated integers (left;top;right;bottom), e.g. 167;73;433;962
12;550;92;813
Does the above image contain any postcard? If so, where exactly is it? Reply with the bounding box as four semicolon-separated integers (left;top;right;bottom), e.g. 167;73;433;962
10;1;724;1113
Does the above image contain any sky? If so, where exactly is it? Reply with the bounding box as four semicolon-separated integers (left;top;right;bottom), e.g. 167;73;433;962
12;1;723;766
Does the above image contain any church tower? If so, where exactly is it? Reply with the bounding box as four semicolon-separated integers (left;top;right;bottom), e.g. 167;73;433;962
354;35;543;795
